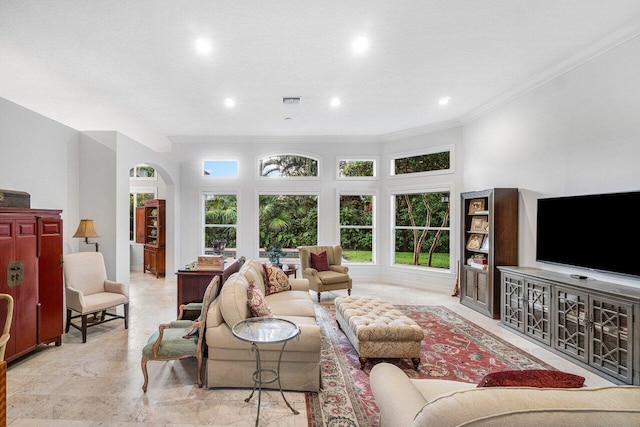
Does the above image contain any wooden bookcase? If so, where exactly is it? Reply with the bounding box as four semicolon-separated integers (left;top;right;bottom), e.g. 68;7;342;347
460;188;518;318
136;199;165;277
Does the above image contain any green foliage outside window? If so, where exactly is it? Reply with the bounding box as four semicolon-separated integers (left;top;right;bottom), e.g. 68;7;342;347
259;195;317;252
394;192;450;268
260;155;318;177
340;195;374;262
204;195;237;253
338;160;374;177
394;151;450;175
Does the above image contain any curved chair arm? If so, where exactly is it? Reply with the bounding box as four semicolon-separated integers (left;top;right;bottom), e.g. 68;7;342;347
303;267;319;276
152;324;170;357
178;302;203;320
329;265;349;274
65;286;86;312
104;280;128;296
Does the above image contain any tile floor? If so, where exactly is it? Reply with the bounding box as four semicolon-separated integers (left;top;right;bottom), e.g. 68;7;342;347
6;271;613;426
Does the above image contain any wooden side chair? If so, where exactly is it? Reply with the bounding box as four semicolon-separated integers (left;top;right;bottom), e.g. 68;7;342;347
141;275;220;392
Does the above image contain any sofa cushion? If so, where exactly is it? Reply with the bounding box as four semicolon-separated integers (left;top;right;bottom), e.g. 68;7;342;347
311;251;330;271
317;270;349;285
478;369;585;388
267;297;316;318
415;385;640;426
264;265;291;295
219;272;251;327
247;281;271;317
241;259;267;295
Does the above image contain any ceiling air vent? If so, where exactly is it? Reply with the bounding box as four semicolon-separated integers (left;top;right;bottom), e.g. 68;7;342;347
282;97;302;105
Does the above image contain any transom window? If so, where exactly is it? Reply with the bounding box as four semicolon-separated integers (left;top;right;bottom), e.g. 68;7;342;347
203;194;237;256
129;164;156;178
204;160;238;177
339;194;375;263
259;154;318;177
392;190;451;269
338;159;376;178
392;149;451;176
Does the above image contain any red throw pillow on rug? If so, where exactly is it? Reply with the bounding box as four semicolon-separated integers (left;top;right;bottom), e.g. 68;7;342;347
477;369;585;388
310;251;330;272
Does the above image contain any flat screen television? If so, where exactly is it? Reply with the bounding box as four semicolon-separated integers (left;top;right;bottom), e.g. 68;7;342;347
536;191;640;278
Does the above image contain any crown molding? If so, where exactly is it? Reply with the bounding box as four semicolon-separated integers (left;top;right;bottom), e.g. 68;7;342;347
168;134;380;145
379;119;462;142
461;19;640;125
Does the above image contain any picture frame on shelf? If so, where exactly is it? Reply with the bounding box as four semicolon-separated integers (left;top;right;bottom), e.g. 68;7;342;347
466;234;483;250
481;235;489;251
470;217;487;232
468;199;485;214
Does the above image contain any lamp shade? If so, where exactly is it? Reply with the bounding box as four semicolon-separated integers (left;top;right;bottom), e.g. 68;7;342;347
73;219;100;238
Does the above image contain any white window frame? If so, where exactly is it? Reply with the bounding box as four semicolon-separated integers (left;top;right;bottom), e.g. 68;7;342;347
336;157;379;180
389;185;453;272
257;152;321;180
130;164;157;180
202;192;239;255
256;190;320;258
337;190;377;264
389;144;454;178
203;160;240;178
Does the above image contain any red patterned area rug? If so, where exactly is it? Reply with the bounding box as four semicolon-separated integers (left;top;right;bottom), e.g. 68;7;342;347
305;304;552;427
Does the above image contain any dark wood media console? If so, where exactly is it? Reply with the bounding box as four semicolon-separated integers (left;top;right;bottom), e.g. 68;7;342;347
499;266;640;385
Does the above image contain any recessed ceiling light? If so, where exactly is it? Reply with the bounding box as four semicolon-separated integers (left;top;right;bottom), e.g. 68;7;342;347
352;36;369;53
438;96;452;106
330;97;341;107
224;98;235;108
195;38;212;55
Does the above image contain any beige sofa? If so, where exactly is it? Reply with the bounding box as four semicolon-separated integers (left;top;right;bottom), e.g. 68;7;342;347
205;259;322;392
370;363;640;426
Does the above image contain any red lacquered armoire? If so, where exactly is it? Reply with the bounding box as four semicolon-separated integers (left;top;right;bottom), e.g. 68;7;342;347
0;208;63;362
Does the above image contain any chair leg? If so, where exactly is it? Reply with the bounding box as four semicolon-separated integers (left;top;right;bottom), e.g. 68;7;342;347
81;314;88;343
124;303;129;329
348;289;352;296
197;354;203;388
65;309;72;333
141;357;149;392
317;292;321;303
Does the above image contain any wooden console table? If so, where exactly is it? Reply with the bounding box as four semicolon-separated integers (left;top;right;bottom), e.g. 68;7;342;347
176;258;241;317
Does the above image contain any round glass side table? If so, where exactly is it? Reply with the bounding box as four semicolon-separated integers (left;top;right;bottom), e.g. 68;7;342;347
232;317;301;426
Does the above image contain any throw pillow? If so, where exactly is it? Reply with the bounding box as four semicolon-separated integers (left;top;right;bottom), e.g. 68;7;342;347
247;281;272;317
310;251;330;271
264;265;291;295
477;369;585;388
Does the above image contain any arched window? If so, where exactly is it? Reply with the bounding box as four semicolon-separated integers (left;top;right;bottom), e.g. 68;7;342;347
259;154;318;177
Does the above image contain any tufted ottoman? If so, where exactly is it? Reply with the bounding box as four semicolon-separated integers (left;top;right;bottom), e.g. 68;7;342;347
334;296;424;370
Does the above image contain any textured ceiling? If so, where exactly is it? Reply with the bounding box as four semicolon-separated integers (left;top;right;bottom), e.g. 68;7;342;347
1;1;640;152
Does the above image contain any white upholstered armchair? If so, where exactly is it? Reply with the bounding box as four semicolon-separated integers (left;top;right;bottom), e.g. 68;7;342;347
298;245;352;302
63;252;129;343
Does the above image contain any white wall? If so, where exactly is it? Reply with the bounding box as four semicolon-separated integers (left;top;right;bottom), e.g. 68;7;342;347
0;97;80;255
462;34;640;288
172;128;463;293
